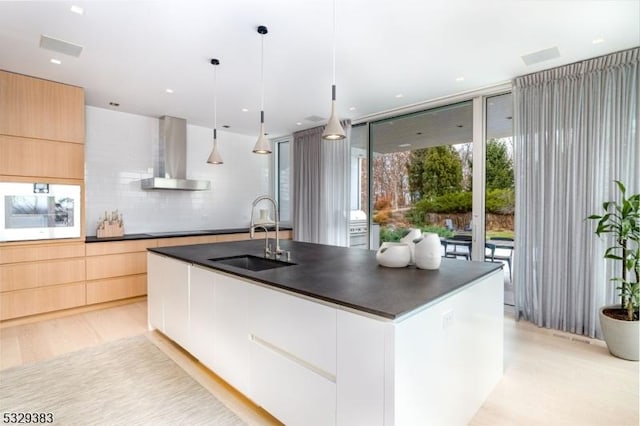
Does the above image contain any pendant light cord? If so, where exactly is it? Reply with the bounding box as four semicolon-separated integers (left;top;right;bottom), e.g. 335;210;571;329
213;63;217;139
332;0;337;86
261;32;265;121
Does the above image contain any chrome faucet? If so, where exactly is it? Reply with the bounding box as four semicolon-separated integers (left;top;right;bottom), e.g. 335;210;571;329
249;195;284;258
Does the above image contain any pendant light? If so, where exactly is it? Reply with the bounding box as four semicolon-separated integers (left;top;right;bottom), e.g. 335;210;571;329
207;58;224;164
253;25;271;154
322;0;346;140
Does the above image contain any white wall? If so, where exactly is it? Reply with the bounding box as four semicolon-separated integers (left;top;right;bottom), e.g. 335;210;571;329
85;106;270;235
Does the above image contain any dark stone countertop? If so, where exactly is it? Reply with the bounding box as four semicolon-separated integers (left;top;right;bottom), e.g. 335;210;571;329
85;226;290;243
149;239;502;321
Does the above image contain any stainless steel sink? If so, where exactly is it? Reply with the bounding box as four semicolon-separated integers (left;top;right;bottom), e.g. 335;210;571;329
209;255;296;272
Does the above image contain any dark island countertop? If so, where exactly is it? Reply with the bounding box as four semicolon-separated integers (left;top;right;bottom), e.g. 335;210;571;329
149;239;502;321
86;226;291;243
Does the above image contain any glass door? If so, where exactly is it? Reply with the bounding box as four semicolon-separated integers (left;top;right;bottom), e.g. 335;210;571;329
484;93;515;305
370;101;474;258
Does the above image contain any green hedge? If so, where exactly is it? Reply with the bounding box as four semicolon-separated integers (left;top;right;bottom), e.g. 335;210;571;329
409;189;514;223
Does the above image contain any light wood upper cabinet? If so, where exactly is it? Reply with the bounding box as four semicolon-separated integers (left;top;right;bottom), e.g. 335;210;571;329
0;70;85;143
0;134;84;179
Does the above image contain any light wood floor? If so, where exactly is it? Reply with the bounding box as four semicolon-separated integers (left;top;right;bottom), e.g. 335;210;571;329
1;301;638;426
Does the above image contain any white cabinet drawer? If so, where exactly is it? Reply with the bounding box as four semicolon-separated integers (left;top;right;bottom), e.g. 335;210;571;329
249;284;337;376
249;338;336;426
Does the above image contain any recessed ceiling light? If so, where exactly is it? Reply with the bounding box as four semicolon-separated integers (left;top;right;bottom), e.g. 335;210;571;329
395;94;403;98
70;5;84;15
455;77;465;82
109;102;119;107
349;106;356;111
50;58;61;65
241;108;249;112
398;143;411;148
296;122;302;126
165;88;174;94
592;38;604;44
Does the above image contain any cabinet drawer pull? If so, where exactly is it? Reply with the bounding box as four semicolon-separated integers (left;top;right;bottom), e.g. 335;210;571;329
250;334;336;383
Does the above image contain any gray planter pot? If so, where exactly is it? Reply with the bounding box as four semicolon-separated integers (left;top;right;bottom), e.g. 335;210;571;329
599;305;639;361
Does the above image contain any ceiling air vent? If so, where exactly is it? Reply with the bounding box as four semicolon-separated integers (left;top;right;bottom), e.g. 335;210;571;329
39;34;83;57
304;115;326;123
521;46;560;66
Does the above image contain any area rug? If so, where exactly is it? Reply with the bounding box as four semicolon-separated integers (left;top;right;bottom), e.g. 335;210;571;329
0;335;246;425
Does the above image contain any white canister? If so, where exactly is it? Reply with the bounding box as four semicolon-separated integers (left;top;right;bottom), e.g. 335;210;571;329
376;242;411;268
400;228;423;264
415;232;442;270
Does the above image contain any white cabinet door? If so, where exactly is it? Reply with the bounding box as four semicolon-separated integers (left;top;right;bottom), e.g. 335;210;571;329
336;310;387;426
189;266;216;367
160;256;190;349
147;252;188;336
212;273;250;395
146;253;165;331
250;338;336;426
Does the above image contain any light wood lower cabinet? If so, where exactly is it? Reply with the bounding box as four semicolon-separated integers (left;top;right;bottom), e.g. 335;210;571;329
86;274;147;305
84;240;157;305
86;252;148;281
0;242;85;264
0;258;85;292
0;242;86;320
0;282;86;320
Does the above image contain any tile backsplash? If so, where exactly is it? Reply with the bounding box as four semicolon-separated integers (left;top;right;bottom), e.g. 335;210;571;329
85;106;271;236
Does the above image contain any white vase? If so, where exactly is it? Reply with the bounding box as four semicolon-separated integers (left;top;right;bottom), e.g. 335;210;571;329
376;242;411;268
415;232;442;270
400;228;423;264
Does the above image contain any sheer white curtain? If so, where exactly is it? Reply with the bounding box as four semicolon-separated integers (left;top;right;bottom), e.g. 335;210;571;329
513;48;639;338
292;122;350;246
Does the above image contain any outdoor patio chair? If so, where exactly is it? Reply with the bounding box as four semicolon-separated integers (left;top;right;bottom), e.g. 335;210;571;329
489;237;513;280
444;219;455;231
484;242;496;262
444;234;472;260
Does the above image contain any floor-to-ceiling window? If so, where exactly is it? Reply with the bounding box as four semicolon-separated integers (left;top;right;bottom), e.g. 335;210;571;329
348;124;370;248
274;139;291;225
485;93;515;304
360;89;514;304
370;101;474;257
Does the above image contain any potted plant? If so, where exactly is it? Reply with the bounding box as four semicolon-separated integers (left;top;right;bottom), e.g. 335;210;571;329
588;180;639;361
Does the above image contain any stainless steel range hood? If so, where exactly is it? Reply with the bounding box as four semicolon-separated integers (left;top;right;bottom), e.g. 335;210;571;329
141;116;210;191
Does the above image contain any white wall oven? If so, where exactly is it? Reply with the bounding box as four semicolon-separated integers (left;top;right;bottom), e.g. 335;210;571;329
1;182;81;242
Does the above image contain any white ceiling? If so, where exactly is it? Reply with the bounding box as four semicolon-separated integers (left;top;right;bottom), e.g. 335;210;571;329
0;0;638;140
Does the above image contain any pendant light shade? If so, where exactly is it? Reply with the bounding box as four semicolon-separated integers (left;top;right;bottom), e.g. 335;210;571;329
253;25;272;154
207;130;224;164
322;0;346;140
207;58;223;164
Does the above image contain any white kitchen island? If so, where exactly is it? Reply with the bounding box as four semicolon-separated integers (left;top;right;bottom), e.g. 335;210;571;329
147;240;503;426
